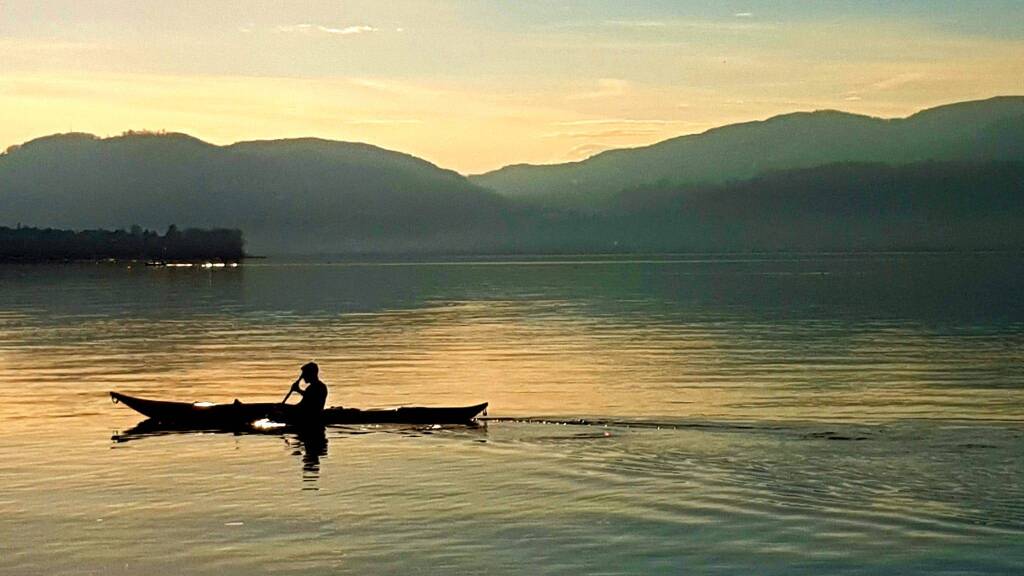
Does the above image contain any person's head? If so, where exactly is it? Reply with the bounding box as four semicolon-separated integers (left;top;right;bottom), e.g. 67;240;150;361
300;361;319;382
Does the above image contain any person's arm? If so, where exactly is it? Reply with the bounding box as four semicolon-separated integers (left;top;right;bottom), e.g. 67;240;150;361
290;377;305;396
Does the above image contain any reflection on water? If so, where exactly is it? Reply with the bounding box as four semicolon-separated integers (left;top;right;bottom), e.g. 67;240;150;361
1;253;1022;574
293;427;327;481
110;418;489;493
2;254;1023;424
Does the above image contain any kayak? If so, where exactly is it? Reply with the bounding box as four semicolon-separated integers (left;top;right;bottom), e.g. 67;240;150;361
110;391;488;426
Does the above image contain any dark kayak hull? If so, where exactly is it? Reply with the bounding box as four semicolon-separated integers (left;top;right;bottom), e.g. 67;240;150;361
110;392;487;426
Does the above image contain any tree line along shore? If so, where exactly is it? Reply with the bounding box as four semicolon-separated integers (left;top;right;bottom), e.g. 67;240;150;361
0;225;245;263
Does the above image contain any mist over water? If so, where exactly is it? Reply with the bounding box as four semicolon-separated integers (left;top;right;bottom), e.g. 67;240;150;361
1;253;1022;574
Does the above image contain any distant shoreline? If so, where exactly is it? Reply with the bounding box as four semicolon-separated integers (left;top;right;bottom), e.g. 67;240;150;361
6;247;1024;265
0;225;245;264
0;258;244;265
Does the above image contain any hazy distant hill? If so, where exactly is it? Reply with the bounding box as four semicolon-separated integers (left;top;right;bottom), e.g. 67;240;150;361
2;97;1023;255
471;96;1024;209
0;132;509;253
612;161;1024;252
496;161;1024;253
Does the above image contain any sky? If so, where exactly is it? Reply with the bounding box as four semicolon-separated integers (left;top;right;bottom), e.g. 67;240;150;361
1;1;1023;173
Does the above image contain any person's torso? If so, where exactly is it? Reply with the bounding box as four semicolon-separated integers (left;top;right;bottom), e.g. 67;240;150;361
298;380;328;411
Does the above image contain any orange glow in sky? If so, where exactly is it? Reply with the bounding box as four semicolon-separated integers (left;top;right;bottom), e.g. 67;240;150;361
2;1;1023;173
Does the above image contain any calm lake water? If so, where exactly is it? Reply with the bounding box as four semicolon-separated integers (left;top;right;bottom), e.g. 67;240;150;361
1;253;1022;575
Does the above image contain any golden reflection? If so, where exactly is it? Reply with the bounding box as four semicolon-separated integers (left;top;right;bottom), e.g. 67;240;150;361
2;261;1023;427
252;418;287;430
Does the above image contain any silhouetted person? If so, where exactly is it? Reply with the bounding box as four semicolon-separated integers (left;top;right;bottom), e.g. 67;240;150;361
289;362;328;418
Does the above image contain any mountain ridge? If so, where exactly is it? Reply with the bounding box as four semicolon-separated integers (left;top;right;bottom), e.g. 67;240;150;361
0;130;509;254
469;96;1024;208
2;96;1023;254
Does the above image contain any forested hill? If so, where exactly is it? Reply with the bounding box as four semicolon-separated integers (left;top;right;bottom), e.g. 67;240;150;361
3;98;1024;255
0;132;510;254
470;96;1024;209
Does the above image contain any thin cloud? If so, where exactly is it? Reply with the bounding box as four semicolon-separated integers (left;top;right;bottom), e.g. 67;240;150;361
543;128;663;140
735;12;754;18
871;72;927;91
347;77;445;97
566;143;616;159
275;24;378;36
841;72;931;102
321;25;378;35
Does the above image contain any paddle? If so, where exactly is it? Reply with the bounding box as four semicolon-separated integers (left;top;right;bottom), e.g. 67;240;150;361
281;377;302;404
